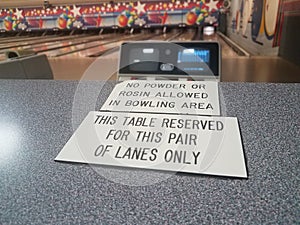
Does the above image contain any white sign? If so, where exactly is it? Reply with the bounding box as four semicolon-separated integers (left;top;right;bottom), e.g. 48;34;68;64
55;111;247;178
101;80;220;116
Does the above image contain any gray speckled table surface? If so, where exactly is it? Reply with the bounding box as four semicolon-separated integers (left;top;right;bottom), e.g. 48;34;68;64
0;80;299;224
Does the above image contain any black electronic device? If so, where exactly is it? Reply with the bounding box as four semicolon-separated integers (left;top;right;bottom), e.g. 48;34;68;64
118;41;221;80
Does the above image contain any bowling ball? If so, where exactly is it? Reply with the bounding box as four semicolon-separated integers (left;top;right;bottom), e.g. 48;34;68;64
186;12;197;25
58;17;67;29
4;20;13;31
118;14;128;27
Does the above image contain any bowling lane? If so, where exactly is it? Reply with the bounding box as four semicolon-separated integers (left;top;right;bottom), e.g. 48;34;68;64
1;28;205;61
55;32;158;58
85;33;178;57
65;30;187;58
152;31;181;41
174;29;197;41
0;33;89;50
203;32;240;57
0;33;112;60
66;28;197;58
31;34;110;53
47;32;146;57
83;32;182;57
90;28;198;58
89;31;187;60
0;33;111;58
0;35;56;44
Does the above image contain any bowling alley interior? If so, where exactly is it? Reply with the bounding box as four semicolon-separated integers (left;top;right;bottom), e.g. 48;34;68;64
0;0;299;82
1;1;300;224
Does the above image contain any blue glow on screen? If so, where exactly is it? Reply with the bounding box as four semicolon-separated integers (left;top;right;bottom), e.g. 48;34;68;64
178;49;210;63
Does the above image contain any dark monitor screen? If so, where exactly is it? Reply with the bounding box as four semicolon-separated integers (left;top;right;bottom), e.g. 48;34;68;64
119;42;220;78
